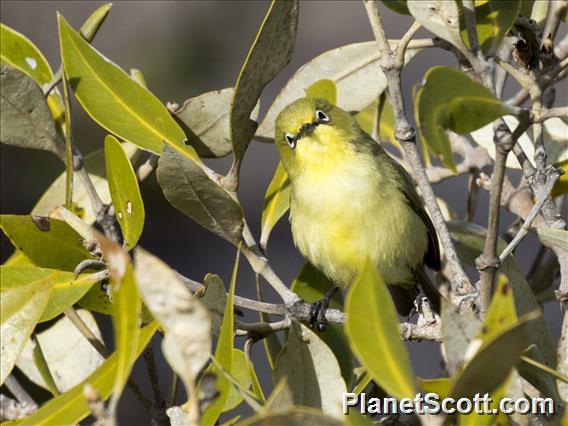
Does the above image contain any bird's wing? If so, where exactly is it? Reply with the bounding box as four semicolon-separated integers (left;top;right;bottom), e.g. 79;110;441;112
369;139;441;271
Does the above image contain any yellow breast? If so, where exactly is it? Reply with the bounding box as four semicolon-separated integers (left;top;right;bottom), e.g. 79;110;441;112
289;129;428;288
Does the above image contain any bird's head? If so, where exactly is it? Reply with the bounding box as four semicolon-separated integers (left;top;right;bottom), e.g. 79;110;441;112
274;97;358;177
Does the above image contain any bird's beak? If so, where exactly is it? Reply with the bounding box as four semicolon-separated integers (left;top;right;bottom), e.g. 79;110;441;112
299;122;318;138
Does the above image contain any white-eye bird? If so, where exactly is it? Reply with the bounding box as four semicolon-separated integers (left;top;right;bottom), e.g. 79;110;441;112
274;97;441;325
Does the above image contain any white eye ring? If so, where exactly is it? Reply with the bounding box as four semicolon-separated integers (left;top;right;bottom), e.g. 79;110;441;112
285;133;296;149
316;109;330;123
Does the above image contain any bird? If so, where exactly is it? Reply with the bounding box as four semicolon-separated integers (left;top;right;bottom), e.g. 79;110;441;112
274;97;441;327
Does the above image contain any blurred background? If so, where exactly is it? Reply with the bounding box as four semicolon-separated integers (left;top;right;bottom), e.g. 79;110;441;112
1;1;565;424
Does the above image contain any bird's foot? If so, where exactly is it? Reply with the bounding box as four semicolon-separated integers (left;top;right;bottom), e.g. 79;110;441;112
74;259;107;278
308;287;339;332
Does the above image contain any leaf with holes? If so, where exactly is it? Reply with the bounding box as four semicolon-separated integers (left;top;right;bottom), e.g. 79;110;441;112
104;135;145;249
1;215;93;271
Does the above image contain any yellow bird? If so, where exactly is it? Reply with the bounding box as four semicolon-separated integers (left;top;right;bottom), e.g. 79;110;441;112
274;97;441;326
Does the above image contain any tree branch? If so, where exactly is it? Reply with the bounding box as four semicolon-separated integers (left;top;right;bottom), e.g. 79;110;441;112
363;0;474;304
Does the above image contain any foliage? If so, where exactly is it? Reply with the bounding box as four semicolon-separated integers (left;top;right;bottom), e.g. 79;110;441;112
1;1;566;425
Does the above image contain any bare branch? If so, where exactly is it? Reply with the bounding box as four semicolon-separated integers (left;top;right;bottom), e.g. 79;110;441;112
363;0;474;302
499;167;561;262
476;117;530;312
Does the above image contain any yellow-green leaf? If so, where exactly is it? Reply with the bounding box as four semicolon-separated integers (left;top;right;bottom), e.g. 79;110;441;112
79;3;112;41
480;274;517;344
58;15;188;155
305;79;337;105
223;349;263;412
381;0;410;15
157;146;244;245
230;0;299;159
345;261;417;399
291;262;353;386
260;162;290;250
1;215;93;271
0;23;53;86
110;264;142;406
201;250;239;425
239;407;344;426
355;95;398;147
551;159;568;197
104;135;145;249
450;310;541;399
416;66;509;171
0;267;52;385
460;0;521;55
10;322;158;426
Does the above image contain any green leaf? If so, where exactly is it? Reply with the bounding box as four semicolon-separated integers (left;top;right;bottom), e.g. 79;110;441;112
481;274;517;343
1;215;93;271
78;284;112;315
157;146;244;245
0;64;64;157
32;144;137;226
450;311;541;399
0;267;52;385
345;261;416;400
0;264;99;323
355;95;398;147
57;15;188;155
532;226;568;251
200;273;227;337
110;264;142;406
274;322;347;417
416;66;509;171
104;135;145;249
460;1;521;55
407;1;469;56
448;220;557;368
31;336;59;396
0;23;53;86
260;162;290;250
222;349;263;412
16;310;104;394
417;377;452;398
78;3;112;41
173;88;260;158
0;23;64;126
201;249;239;426
381;0;410;15
257;40;423;141
231;0;299;159
291;262;353;386
135;248;211;412
305;79;337;105
10;322;158;426
517;347;563;401
441;300;482;375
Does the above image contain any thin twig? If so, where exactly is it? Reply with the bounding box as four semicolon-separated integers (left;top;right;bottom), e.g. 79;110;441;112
477;117;530;312
362;0;474;304
499;168;561;263
4;376;36;408
64;307;110;358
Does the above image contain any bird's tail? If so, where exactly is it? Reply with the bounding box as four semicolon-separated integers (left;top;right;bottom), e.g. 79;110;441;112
413;265;442;313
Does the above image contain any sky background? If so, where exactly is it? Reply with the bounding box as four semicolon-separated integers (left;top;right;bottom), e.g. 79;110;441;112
1;1;565;424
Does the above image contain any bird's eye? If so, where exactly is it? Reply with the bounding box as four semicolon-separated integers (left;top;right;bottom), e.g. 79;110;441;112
285;133;296;149
316;109;330;123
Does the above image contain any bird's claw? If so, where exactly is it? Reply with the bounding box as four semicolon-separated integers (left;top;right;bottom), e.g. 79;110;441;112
74;259;107;279
308;286;339;332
